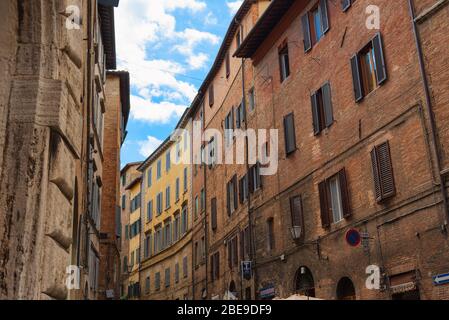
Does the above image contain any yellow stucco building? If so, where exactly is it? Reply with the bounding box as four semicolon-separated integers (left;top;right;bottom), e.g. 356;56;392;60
138;111;193;300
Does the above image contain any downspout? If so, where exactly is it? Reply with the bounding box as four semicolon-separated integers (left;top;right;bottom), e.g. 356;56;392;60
408;0;449;225
202;99;209;299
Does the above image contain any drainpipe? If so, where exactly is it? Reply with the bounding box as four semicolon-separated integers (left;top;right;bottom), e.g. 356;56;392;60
408;0;449;225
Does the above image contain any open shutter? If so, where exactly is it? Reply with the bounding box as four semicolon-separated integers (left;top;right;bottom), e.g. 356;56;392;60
226;182;231;216
209;84;214;106
301;14;312;52
311;92;320;135
350;54;363;102
321;82;334;128
284;113;296;154
338;168;352;218
320;0;330;34
319;181;331;228
239;178;243;204
233;175;238;210
371;148;382;201
377;141;396;199
341;0;351;11
248;168;254;193
372;33;387;85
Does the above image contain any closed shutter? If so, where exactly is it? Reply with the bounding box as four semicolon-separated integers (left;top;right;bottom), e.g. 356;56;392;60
211;197;217;230
320;0;330;34
339;168;352;218
239;178;243;204
319;181;331;228
321;82;334;128
226;182;231;216
284;113;296;154
311;92;320;135
228;242;232;268
301;14;312;52
209;84;214;106
233;175;238;210
342;0;351;11
372;33;387;85
248;168;254;193
377;141;396;199
350;55;363;102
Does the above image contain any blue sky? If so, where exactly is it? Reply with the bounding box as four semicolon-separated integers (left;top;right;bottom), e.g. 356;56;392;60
115;0;244;167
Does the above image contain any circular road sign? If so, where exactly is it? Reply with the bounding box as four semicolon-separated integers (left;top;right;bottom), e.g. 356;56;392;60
346;229;361;247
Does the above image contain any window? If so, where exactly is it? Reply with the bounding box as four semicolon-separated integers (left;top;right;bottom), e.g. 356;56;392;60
278;43;290;82
181;205;188;234
122;194;126;210
129;219;141;238
165;186;171;209
194;242;199;267
183;256;188;278
174;213;180;242
136;247;140;264
121;174;126;186
302;0;330;52
145;276;150;294
236;25;243;47
239;175;248;203
224;109;234;145
183;168;188;192
147;168;152;187
371;141;396;202
157;160;162;179
351;33;387;102
248;87;255;111
267;218;275;251
124;224;129;240
164;220;172;248
155;272;161;291
341;0;354;12
200;188;205;213
227;235;238;269
318;169;351;228
194;195;199;219
130;193;141;212
156;192;163;215
144;233;152;258
209;83;214;107
225;52;230;78
207;137;217;167
249;163;262;193
147;200;153;222
284;113;297;155
176;177;180;201
166;152;171;172
290;196;304;240
123;256;128;273
130;251;135;268
201;236;206;263
165;268;170;287
311;82;334;135
155;226;162;253
236;102;245;129
175;263;180;284
227;175;238;216
211;197;217;231
210;252;220;281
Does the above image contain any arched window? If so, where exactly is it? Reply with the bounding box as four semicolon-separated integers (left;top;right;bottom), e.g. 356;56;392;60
295;266;315;297
336;277;356;300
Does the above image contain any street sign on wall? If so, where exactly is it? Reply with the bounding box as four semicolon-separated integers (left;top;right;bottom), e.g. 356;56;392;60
433;273;449;286
345;229;361;247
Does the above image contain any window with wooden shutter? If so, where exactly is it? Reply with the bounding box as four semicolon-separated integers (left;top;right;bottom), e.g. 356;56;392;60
278;43;290;82
209;83;214;107
312;82;334;135
342;0;352;11
284;113;297;155
302;0;330;52
322;82;334;127
351;55;363;102
372;33;387;85
371;141;396;201
225;52;230;78
211;197;217;230
302;14;312;52
290;195;304;241
233;175;238;211
319;181;331;228
338;168;352;218
320;0;330;34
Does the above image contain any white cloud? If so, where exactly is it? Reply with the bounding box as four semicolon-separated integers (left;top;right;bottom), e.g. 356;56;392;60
130;95;188;124
187;52;209;70
204;12;218;26
226;1;244;15
138;136;164;157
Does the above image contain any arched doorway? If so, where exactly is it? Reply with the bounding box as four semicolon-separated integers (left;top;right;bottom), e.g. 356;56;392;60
229;280;238;299
336;277;356;300
295;266;315;297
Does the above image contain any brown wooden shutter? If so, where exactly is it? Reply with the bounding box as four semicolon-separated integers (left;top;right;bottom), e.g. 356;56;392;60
320;0;330;34
211;197;217;230
301;14;312;52
228;242;232;268
321;82;334;128
209;84;214;106
338;168;352;218
225;52;230;78
372;33;387;85
371;148;382;201
311;92;321;135
248;167;254;193
239;178;244;204
377;141;396;199
350;55;363;102
233;175;238;210
284;113;296;155
319;181;331;228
